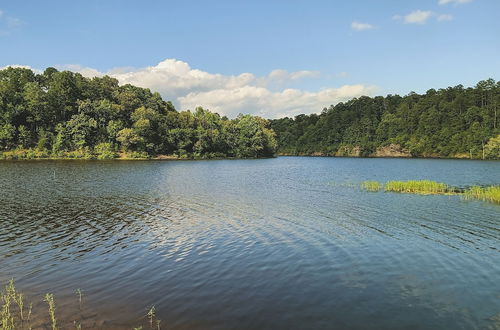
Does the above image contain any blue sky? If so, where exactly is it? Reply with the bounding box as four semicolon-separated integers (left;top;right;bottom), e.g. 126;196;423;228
1;0;499;118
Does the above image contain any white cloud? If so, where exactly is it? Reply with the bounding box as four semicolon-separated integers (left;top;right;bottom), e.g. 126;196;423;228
351;21;375;31
59;64;104;78
47;59;376;119
0;64;42;74
261;69;320;86
403;10;434;24
393;10;454;25
178;84;378;119
437;14;453;22
438;0;473;4
0;9;22;35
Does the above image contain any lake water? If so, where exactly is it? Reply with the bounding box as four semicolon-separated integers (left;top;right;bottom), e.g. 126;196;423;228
0;157;499;329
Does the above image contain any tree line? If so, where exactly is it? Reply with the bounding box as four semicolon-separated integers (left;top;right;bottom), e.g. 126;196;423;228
0;67;277;159
1;66;498;160
270;79;499;159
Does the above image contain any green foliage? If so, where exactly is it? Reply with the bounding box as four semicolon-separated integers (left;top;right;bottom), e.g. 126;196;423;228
94;142;117;159
0;148;50;160
122;151;150;159
63;147;94;159
271;80;500;159
0;67;277;159
484;134;500;159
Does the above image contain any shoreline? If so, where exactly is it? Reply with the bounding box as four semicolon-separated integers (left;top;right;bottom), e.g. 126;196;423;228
276;153;500;161
0;152;277;161
1;153;499;161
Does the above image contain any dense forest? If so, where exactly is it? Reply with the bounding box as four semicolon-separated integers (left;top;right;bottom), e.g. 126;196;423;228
271;79;500;159
0;66;499;160
0;67;277;159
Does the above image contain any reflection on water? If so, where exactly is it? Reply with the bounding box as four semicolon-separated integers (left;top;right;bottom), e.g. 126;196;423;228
0;157;499;329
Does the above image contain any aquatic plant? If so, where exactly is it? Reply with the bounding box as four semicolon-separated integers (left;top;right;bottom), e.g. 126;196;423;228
463;186;500;204
1;281;14;330
44;293;57;330
1;280;32;330
361;180;382;192
360;179;500;205
75;288;83;309
147;306;156;329
1;279;165;329
384;180;451;195
14;292;23;321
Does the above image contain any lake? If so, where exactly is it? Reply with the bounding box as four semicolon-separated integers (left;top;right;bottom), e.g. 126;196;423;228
0;157;499;329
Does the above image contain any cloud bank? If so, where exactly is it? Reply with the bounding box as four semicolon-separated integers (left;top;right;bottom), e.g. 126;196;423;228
57;59;377;119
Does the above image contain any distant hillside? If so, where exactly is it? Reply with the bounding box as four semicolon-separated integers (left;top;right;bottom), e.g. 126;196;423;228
270;79;499;159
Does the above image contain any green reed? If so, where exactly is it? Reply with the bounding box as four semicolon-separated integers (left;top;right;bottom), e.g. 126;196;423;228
1;280;31;330
361;180;382;192
384;180;451;195
1;281;14;330
360;179;500;205
44;293;57;330
463;186;500;204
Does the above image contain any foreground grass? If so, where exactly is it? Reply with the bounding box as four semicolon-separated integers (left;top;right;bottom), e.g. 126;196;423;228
1;280;160;330
359;180;499;204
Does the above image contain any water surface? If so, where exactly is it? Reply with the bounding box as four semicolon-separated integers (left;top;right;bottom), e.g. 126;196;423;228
0;157;499;329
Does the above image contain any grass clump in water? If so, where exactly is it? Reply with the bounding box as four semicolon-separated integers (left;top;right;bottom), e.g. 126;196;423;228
361;181;382;192
463;186;500;204
384;180;451;195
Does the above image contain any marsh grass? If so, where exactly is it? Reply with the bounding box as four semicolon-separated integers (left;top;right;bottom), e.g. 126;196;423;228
359;179;499;205
384;180;453;195
361;181;382;192
463;186;500;204
1;280;164;330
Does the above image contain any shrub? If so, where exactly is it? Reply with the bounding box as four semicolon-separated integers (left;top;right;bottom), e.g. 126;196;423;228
94;142;117;160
